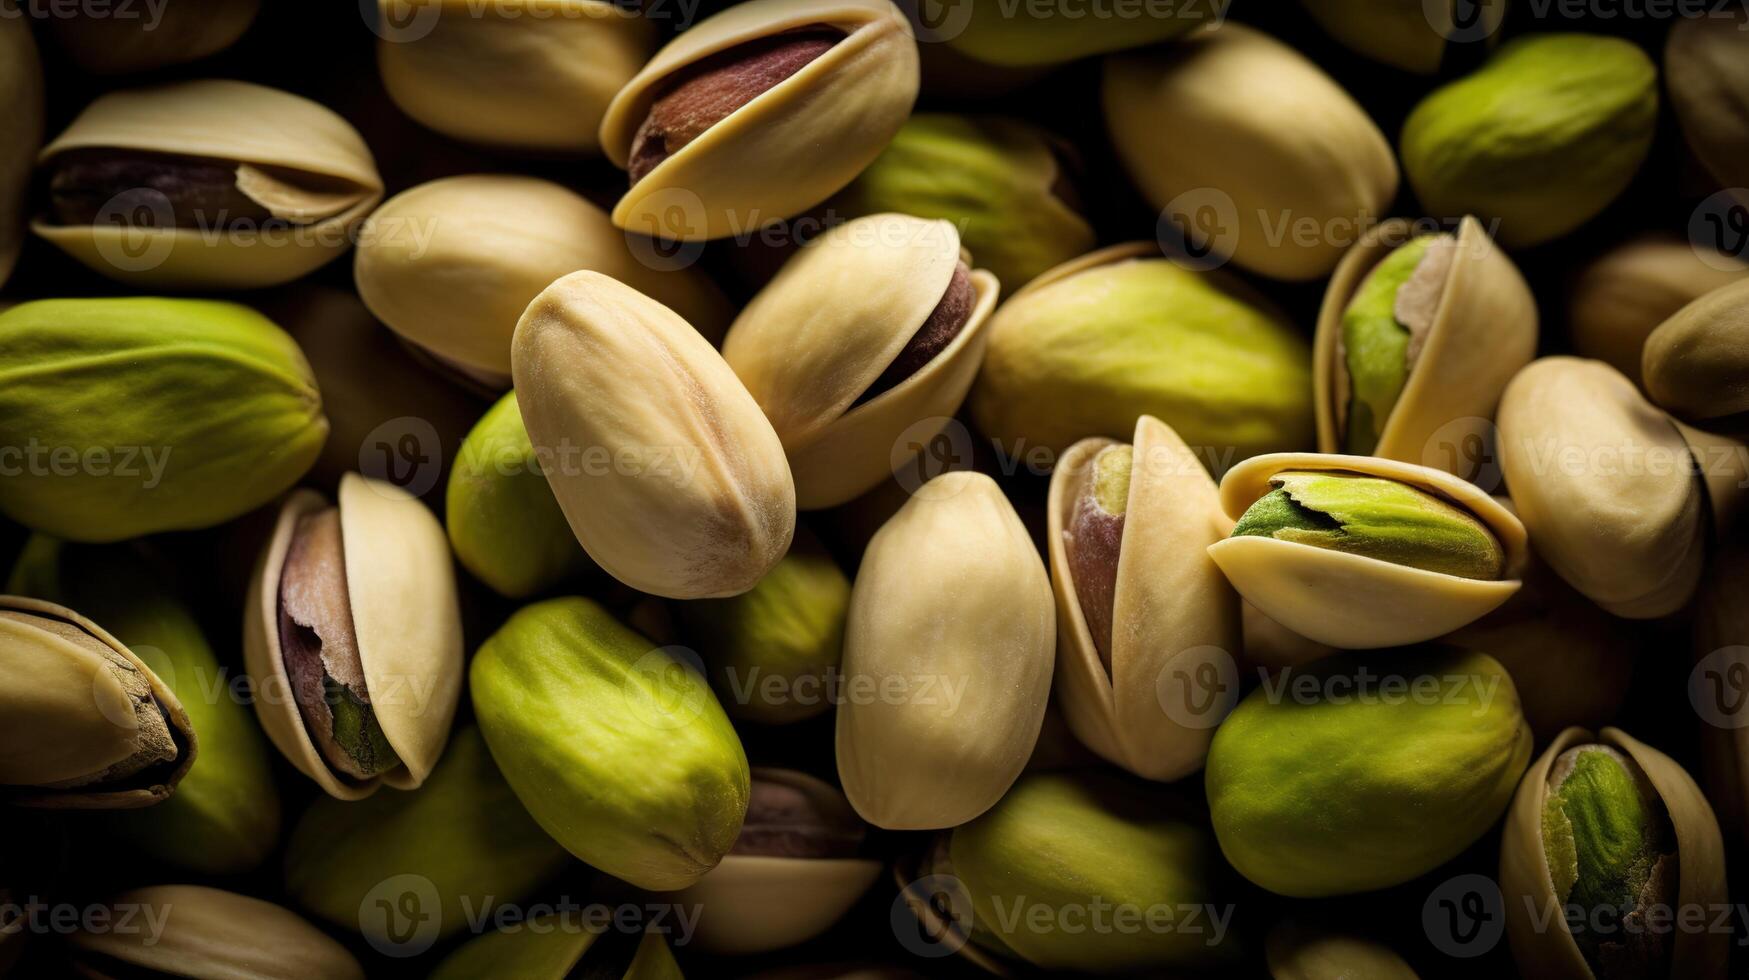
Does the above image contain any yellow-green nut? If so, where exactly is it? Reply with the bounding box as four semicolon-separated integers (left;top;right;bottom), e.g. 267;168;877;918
1209;453;1525;649
1666;8;1749;202
67;885;364;980
599;0;919;241
0;595;195;809
471;596;750;890
1315;216;1536;477
0;10;41;289
375;0;655;153
432;916;681;980
513;272;796;600
1569;234;1749;388
1498;357;1706;618
1297;0;1506;74
1102;24;1399;281
44;0;259;73
935;0;1212;67
1643;279;1749;422
1206;647;1532;897
1401;34;1657;249
243;474;464;800
1501;728;1729;980
970;242;1315;462
34;80;384;289
1265;919;1418;980
723;213;998;509
355;175;730;384
1048;415;1240;781
285;725;572;944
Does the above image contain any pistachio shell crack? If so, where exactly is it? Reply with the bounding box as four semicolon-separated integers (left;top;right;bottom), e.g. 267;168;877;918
1339;234;1455;454
1064;443;1131;673
856;261;973;404
47;149;364;230
733;774;867;859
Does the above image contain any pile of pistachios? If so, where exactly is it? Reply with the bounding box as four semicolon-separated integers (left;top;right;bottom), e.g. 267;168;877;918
3;0;1749;977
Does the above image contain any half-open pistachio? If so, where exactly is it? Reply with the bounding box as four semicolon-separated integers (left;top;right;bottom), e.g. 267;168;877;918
0;12;41;290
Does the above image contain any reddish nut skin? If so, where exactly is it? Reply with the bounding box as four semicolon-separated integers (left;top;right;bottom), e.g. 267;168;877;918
48;148;275;229
1064;445;1129;674
857;262;975;404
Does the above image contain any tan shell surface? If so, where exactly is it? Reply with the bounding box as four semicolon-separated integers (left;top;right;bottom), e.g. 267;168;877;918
0;13;42;288
1568;233;1749;387
1666;9;1749;196
1643;278;1749;421
69;885;363;979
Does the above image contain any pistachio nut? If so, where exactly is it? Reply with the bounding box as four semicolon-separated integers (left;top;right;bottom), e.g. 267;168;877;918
1500;728;1729;979
722;213;999;508
471;597;750;890
0;297;328;542
242;473;464;800
1666;8;1749;203
355;174;730;383
1240;601;1336;671
599;0;920;241
932;0;1211;67
829;114;1095;292
1265;919;1418;980
1206;647;1533;896
970;243;1315;462
0;595;194;808
1642;279;1749;422
1047;415;1240;780
512;271;796;599
679;768;881;954
1209;453;1526;649
1569;234;1749;387
34;79;384;289
836;471;1053;830
285;724;572;943
1497;357;1706;618
431;916;681;980
1103;24;1399;281
1400;34;1657;249
66;885;363;980
375;0;655;153
44;0;259;73
1315;216;1537;476
1696;527;1749;847
1297;0;1505;74
0;9;42;289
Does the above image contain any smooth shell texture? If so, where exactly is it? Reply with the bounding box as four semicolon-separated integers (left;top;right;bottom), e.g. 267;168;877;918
376;0;654;152
1048;416;1239;781
1497;357;1705;618
1103;24;1398;281
836;471;1054;830
1666;9;1749;198
431;920;681;980
1314;216;1537;480
512;271;795;599
723;214;997;508
1209;453;1525;649
68;885;363;980
0;13;42;288
939;0;1207;66
1264;920;1418;979
48;0;259;73
600;0;919;240
1500;728;1729;980
0;298;327;542
1297;0;1489;73
1643;278;1749;421
1569;234;1749;387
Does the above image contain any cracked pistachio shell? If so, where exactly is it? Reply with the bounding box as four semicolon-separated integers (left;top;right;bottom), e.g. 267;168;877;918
433;917;681;980
1315;216;1536;478
376;0;654;153
1401;35;1657;249
68;885;363;980
599;0;919;241
356;175;730;382
1207;647;1532;897
723;214;998;509
0;595;195;809
243;474;464;800
836;471;1054;830
1697;530;1749;846
1102;24;1398;281
1500;727;1728;980
513;271;795;599
1298;0;1504;74
0;298;328;542
471;597;750;890
1643;279;1749;422
33;80;383;289
936;0;1209;66
1497;357;1706;618
971;243;1315;462
1047;415;1240;781
0;11;41;289
1265;920;1417;980
46;0;258;73
1667;9;1749;201
1569;234;1749;387
1209;453;1525;649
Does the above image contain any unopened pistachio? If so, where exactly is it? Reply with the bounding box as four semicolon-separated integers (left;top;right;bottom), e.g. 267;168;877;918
46;0;259;73
1642;279;1749;422
1569;234;1749;387
0;11;42;289
1666;8;1749;202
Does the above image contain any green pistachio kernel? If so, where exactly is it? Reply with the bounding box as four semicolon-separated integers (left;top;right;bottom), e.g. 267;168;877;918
1342;236;1440;454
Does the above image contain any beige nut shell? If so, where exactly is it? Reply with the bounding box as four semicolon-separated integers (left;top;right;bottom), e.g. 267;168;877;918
1568;233;1749;388
69;885;364;980
0;12;42;289
1666;9;1749;201
1208;452;1526;649
723;213;999;509
243;474;463;801
1047;415;1239;781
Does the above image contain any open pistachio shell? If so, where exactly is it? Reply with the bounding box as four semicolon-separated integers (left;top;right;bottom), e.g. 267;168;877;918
1209;453;1525;649
46;0;259;73
1102;23;1398;281
242;474;463;800
1314;216;1536;477
723;213;998;509
1297;0;1502;74
1047;415;1240;781
1666;8;1749;201
432;917;682;980
0;11;42;289
34;80;383;289
1266;919;1418;979
1569;234;1749;388
1643;279;1749;422
1497;357;1706;618
1500;727;1729;980
599;0;919;241
836;471;1055;830
67;885;363;980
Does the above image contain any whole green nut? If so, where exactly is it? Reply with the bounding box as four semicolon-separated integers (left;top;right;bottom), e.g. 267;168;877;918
471;596;750;891
1206;647;1532;897
1642;279;1749;422
936;0;1215;67
0;298;328;542
1401;34;1657;248
432;917;681;980
1338;235;1438;455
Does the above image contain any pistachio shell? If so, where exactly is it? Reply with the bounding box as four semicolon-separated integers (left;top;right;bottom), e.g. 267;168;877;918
512;271;795;599
1102;24;1399;281
46;0;259;73
1666;8;1749;200
1569;234;1749;387
836;471;1054;830
1265;920;1418;979
1298;0;1501;74
937;0;1207;66
0;12;42;289
67;885;363;980
1643;279;1749;422
431;917;681;980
